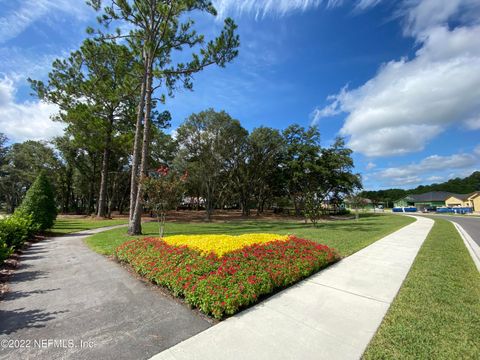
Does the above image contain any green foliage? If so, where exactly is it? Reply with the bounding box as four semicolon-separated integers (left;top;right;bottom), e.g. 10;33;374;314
0;132;8;166
303;192;323;226
0;213;36;250
0;238;12;263
0;140;60;213
282;128;361;223
142;166;187;236
17;172;57;231
175;109;248;219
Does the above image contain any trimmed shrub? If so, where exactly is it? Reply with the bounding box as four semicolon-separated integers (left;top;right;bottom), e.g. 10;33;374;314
0;213;36;250
16;171;57;231
0;238;13;263
336;208;351;215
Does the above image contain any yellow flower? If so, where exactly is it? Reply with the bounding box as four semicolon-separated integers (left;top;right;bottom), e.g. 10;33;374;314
162;233;289;257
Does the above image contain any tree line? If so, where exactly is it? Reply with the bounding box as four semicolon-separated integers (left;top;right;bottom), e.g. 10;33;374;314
0;111;361;221
0;1;361;232
360;171;480;208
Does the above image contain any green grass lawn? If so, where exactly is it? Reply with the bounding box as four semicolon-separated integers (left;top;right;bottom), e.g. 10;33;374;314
85;214;414;257
48;218;128;235
363;219;480;359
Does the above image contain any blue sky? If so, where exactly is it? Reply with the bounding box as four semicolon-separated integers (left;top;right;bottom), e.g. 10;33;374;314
1;0;479;190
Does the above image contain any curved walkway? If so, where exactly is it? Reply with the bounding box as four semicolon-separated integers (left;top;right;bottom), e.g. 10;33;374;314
151;215;434;360
0;226;211;360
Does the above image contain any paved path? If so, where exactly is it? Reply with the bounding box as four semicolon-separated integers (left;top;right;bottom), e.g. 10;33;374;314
0;226;211;360
151;216;434;360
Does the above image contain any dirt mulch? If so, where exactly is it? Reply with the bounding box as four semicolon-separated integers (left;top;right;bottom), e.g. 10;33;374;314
0;235;47;300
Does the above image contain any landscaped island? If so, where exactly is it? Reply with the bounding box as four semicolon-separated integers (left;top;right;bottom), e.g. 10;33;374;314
115;233;338;319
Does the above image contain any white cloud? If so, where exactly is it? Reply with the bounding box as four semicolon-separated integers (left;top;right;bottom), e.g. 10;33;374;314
474;144;480;156
366;161;376;170
373;152;479;187
212;0;323;18
465;116;480;130
0;0;90;44
355;0;382;11
312;24;480;157
0;76;64;142
400;0;480;36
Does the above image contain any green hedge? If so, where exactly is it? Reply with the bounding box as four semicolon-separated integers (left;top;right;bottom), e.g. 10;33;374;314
0;238;12;263
0;213;37;263
0;172;57;264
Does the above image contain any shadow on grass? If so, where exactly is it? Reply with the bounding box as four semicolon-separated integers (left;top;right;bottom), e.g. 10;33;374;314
139;218;386;237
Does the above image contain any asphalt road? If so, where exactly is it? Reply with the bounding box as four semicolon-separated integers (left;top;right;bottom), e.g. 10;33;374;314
423;214;480;246
0;226;211;360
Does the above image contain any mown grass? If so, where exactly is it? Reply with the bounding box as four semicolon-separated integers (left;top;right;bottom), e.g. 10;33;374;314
85;214;414;257
48;218;128;235
363;219;480;359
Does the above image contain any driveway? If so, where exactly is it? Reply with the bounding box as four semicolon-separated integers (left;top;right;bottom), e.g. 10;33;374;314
0;227;211;360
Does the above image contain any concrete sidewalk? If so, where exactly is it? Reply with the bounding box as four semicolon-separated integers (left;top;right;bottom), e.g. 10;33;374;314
151;216;434;360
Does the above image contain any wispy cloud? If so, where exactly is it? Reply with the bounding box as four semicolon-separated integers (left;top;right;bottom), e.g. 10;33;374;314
0;76;64;142
0;0;90;44
212;0;322;19
212;0;389;18
370;150;480;187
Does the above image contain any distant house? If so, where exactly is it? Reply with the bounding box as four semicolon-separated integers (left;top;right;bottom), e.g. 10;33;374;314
344;197;373;209
393;191;457;211
445;192;480;211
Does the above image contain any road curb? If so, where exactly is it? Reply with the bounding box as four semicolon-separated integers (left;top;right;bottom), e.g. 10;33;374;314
452;222;480;272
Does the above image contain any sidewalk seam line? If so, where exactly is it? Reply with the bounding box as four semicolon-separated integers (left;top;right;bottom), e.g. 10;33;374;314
262;302;359;351
306;281;390;304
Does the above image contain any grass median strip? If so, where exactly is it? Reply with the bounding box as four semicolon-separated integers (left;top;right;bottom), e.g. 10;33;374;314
363;219;480;359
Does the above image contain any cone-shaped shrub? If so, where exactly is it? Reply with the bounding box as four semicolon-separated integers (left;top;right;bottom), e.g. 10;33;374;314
16;171;57;231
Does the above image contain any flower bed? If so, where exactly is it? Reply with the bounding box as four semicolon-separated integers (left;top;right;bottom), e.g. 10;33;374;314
162;233;289;256
115;235;339;319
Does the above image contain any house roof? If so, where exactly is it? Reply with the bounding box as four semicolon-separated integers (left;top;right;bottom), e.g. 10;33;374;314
446;194;469;201
467;191;480;200
446;191;480;201
404;191;458;202
396;190;480;204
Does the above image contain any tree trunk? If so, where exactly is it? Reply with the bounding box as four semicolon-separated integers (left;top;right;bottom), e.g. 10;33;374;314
205;182;213;221
129;59;153;235
88;156;97;215
129;71;147;221
97;114;114;218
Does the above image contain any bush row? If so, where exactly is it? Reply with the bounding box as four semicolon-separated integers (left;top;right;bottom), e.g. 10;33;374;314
115;236;339;319
0;213;38;262
0;171;56;263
